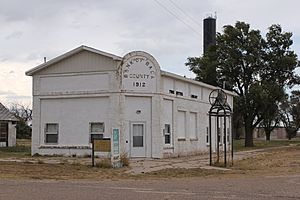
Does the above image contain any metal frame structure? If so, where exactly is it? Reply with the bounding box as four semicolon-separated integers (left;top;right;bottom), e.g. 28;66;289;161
208;89;233;167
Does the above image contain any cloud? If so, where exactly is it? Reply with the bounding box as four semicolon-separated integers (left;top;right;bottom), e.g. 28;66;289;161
0;90;31;106
0;0;299;104
0;90;15;96
5;31;23;40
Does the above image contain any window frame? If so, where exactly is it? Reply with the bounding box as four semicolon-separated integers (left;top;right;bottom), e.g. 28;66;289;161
164;124;171;145
206;127;210;145
89;122;105;143
131;122;145;148
44;123;59;144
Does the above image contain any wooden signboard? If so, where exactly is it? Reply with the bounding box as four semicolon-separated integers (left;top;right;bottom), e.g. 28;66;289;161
94;139;111;152
92;138;111;167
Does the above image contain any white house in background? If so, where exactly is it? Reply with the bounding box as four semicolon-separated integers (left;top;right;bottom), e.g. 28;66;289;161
26;45;234;158
0;103;18;147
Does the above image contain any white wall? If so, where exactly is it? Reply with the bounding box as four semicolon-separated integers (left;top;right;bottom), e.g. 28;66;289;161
175;80;188;97
162;99;173;145
40;97;109;147
124;96;152;157
36;50;118;75
190;84;203;100
39;73;109;93
162;77;174;93
8;122;16;147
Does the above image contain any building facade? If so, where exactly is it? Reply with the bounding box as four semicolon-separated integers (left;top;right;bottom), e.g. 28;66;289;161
0;103;18;147
26;46;234;158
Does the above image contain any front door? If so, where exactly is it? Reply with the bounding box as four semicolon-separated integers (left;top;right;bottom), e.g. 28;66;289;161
130;122;146;157
0;122;8;147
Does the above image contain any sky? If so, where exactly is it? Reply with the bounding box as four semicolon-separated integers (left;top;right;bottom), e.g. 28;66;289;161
0;0;300;107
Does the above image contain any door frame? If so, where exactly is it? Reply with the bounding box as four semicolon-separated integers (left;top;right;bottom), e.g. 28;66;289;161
129;121;146;158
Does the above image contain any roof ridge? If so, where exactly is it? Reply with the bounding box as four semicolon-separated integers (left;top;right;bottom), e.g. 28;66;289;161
25;45;122;76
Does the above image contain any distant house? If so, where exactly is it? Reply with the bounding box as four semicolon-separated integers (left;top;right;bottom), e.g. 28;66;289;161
253;127;287;139
0;103;18;147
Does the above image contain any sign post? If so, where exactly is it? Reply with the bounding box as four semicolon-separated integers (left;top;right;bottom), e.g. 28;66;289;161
112;128;121;168
91;138;111;167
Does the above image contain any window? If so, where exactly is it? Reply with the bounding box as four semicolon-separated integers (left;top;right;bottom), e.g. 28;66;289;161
191;94;198;99
90;122;104;142
176;91;183;96
45;123;58;144
132;124;144;147
169;90;175;94
164;124;171;144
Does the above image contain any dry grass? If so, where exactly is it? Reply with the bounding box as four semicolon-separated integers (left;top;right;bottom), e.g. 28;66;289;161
0;139;299;180
233;138;300;152
143;168;228;178
120;153;130;167
0;139;31;158
0;162;128;180
232;146;300;176
16;139;31;147
95;159;112;168
143;146;300;178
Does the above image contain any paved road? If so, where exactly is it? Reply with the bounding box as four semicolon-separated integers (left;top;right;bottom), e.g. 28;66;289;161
1;175;299;200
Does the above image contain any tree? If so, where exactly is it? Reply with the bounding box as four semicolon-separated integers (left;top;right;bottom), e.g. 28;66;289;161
186;45;219;86
186;21;299;146
280;92;298;140
258;83;284;140
9;103;32;139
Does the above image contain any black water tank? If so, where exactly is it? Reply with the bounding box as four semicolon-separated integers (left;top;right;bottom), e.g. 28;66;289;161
203;17;216;53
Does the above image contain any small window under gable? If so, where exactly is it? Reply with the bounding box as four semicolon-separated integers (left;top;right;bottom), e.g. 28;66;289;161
176;91;183;96
191;94;198;99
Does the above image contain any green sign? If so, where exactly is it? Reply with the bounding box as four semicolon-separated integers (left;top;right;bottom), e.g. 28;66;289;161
113;128;119;155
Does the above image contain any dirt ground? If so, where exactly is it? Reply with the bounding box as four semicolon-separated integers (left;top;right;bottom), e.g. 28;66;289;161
0;146;299;180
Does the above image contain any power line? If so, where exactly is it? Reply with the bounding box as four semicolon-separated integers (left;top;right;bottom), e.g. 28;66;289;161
168;0;202;29
153;0;202;38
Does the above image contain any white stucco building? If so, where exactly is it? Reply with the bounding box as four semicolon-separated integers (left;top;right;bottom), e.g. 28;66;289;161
26;46;234;158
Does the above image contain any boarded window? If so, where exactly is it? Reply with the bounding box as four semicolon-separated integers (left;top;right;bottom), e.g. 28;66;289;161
177;111;186;139
90;122;104;143
190;112;197;139
45;123;58;144
132;124;144;147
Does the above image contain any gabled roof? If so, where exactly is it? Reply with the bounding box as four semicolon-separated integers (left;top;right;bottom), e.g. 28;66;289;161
0;103;18;121
25;45;123;76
